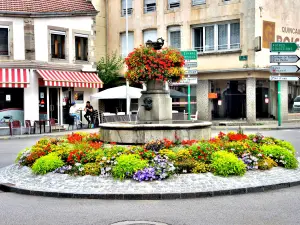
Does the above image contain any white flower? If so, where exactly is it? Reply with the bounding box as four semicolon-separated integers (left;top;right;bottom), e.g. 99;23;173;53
79;167;84;172
183;169;187;173
269;154;273;157
102;157;107;160
258;154;262;157
75;163;81;167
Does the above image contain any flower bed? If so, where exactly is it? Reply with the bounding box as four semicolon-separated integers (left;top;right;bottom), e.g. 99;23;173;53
15;132;298;181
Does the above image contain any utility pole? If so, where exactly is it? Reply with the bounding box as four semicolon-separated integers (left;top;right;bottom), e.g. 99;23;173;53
125;0;130;115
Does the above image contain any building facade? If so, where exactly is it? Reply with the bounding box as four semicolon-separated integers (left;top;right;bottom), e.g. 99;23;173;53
105;0;300;122
0;0;103;128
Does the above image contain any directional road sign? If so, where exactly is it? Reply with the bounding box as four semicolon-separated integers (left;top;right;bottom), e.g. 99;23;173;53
185;70;198;75
270;42;298;52
172;77;198;85
269;76;299;81
184;61;198;68
181;50;198;60
270;55;300;63
270;65;299;73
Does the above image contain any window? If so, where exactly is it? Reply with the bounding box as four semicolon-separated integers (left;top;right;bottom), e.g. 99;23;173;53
0;27;9;56
192;0;206;6
51;31;66;59
193;22;240;53
75;35;88;61
143;30;157;44
168;27;181;49
121;0;133;16
168;0;180;9
121;32;134;57
144;0;156;13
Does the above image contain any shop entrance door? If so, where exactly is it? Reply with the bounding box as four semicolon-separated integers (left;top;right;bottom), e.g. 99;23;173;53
49;88;59;122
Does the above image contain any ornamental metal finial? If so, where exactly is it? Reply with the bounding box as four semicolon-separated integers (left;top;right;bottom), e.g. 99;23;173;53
146;37;165;50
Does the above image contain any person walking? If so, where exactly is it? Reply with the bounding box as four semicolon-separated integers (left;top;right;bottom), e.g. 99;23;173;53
84;101;94;128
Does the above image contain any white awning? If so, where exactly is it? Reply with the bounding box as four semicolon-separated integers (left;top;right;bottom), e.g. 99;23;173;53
90;85;142;99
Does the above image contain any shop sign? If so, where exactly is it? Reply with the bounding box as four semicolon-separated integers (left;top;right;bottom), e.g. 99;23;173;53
239;55;248;61
5;95;11;102
74;91;84;104
208;93;218;99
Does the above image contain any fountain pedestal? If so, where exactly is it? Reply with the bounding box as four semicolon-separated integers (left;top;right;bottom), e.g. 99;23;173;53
138;80;172;122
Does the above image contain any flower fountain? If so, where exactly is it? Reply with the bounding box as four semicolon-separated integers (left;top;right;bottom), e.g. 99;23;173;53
99;38;212;144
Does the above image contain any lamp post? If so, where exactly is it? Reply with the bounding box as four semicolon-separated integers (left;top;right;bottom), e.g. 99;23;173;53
125;0;130;115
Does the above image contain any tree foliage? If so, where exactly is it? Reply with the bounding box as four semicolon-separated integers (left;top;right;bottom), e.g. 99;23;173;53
97;52;124;87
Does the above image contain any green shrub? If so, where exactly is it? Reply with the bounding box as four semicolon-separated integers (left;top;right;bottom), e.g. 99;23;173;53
174;158;196;173
176;149;192;160
159;149;177;161
275;140;296;155
32;153;64;175
112;154;148;180
82;163;101;176
260;145;298;169
211;151;246;177
258;157;277;170
189;142;217;162
192;162;211;173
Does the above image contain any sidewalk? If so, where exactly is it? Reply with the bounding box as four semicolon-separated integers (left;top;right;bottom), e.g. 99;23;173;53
0;128;99;140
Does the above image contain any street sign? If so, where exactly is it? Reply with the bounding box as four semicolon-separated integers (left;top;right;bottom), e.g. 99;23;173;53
239;55;248;61
181;50;197;60
270;55;300;63
270;65;299;73
269;76;299;81
270;42;298;52
171;77;198;86
185;70;198;75
184;61;198;68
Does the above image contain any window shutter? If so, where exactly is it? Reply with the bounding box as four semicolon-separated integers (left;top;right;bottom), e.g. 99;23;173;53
170;31;181;49
143;30;157;43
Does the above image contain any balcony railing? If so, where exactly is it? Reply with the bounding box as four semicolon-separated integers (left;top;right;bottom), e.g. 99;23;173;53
194;43;240;52
192;0;206;6
121;8;133;17
169;2;180;9
144;5;156;13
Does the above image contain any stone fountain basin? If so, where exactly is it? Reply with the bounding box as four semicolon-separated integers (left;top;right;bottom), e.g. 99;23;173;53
99;120;212;145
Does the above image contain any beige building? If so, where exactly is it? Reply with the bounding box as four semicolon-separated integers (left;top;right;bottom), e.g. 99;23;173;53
102;0;300;122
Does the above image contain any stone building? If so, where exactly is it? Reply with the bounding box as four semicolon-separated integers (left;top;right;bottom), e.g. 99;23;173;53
0;0;103;128
104;0;300;122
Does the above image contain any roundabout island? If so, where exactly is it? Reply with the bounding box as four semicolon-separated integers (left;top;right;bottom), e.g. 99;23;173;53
0;131;299;200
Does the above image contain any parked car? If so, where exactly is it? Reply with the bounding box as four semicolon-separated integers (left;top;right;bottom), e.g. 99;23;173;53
292;96;300;112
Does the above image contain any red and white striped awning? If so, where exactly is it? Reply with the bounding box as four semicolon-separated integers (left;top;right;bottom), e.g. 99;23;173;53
37;70;103;88
0;68;30;88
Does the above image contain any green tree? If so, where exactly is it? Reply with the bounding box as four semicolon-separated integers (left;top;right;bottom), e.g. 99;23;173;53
97;52;125;88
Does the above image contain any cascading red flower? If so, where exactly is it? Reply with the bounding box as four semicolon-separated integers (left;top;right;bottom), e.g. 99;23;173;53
125;46;185;83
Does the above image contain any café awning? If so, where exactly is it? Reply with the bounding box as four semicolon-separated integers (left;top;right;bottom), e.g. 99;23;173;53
36;70;103;88
0;68;30;88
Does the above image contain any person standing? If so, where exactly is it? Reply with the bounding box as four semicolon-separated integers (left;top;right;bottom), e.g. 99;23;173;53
84;101;94;127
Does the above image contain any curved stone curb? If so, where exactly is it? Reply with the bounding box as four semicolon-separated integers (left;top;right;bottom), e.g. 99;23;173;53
1;180;300;200
0;162;300;200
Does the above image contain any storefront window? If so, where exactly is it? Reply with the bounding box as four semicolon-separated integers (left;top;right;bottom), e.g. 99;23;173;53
288;81;300;113
0;88;24;124
170;85;197;114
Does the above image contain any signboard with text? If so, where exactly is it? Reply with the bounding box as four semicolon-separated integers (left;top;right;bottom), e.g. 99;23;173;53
270;65;299;73
270;42;298;52
269;76;299;81
180;50;198;60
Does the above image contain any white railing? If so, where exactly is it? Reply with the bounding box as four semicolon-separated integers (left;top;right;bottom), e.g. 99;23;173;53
144;5;156;13
194;43;240;52
121;8;133;17
192;0;206;6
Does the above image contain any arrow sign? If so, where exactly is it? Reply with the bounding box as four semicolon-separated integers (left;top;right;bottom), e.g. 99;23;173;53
270;42;298;52
185;70;198;75
184;61;198;68
270;55;300;63
270;65;299;73
269;76;299;81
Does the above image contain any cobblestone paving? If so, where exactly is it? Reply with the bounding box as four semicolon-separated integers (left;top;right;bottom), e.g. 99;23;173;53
0;160;300;194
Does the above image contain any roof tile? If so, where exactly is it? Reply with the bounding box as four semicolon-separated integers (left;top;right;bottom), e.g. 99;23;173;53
0;0;96;14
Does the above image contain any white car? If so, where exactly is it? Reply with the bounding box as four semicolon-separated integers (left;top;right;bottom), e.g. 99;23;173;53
292;96;300;112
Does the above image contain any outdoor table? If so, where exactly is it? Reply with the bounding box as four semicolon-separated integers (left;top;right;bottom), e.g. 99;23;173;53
34;120;47;134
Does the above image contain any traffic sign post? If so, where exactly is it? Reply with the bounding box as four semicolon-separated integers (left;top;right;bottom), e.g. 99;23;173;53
181;50;198;120
270;42;300;127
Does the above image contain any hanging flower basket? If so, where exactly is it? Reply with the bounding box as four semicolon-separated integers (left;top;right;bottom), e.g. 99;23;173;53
124;46;185;83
